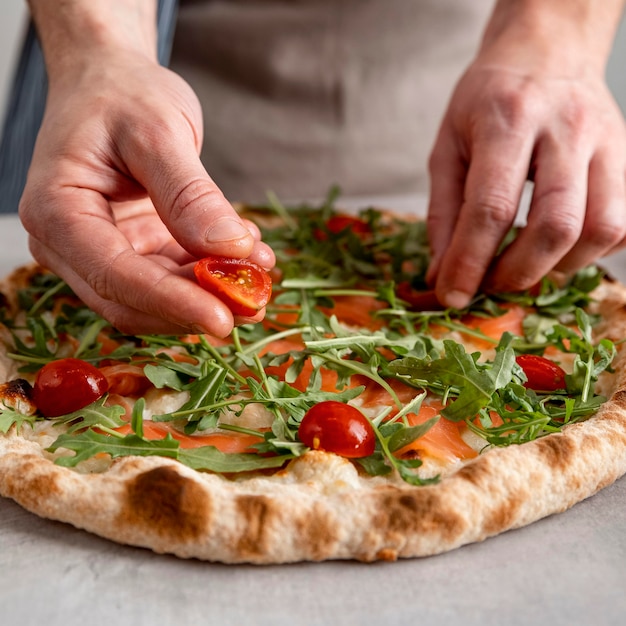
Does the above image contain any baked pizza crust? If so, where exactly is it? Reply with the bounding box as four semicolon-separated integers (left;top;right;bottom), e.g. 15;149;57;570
1;267;626;564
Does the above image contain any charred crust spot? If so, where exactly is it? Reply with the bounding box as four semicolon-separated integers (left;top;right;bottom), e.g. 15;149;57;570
535;435;576;472
455;460;491;487
293;504;339;561
121;466;211;542
0;379;36;415
374;488;466;543
1;456;62;509
609;389;626;409
235;494;275;559
482;495;524;536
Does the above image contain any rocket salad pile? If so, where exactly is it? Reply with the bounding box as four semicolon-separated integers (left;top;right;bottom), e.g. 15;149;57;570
0;191;616;485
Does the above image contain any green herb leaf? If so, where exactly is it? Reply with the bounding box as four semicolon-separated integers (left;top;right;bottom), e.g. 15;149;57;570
387;416;440;453
50;396;126;433
0;408;38;434
48;429;180;467
179;447;292;473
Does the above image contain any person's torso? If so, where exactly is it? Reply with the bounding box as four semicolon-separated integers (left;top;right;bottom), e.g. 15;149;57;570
171;0;494;203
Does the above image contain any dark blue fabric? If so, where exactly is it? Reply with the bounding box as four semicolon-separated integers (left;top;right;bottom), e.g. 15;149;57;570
0;0;179;214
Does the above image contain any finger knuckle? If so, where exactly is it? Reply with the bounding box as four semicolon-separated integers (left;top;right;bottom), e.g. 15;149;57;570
535;212;581;250
18;183;54;230
546;218;581;249
558;99;590;139
478;83;538;136
86;250;134;304
585;218;626;249
470;194;519;229
166;178;225;222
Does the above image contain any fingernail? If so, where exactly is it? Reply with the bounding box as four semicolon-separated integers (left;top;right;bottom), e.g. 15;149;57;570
205;218;252;243
442;289;471;310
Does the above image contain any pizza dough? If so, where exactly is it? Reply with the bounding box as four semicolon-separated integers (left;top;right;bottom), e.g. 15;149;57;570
1;210;626;564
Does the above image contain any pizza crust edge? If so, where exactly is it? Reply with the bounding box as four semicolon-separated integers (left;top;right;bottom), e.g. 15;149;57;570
1;267;626;564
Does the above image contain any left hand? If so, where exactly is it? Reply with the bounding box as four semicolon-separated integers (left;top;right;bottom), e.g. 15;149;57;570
426;3;626;309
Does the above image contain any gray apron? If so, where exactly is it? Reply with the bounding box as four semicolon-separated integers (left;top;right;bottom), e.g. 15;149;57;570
171;0;494;203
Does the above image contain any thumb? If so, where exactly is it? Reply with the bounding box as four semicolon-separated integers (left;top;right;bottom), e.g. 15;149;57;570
127;140;255;260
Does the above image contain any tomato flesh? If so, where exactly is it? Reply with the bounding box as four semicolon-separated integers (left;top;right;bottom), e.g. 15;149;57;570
32;357;110;417
326;215;370;235
515;354;567;391
315;215;370;241
194;257;272;317
298;401;376;458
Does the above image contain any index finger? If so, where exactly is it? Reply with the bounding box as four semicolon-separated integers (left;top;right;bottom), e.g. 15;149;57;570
432;131;533;309
114;111;265;263
24;189;240;337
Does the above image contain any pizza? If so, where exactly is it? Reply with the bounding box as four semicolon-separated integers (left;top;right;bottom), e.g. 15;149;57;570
1;192;626;564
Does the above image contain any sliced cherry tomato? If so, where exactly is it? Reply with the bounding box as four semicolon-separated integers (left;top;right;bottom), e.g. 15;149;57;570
396;282;444;311
298;401;376;458
32;357;110;418
326;215;370;235
515;354;567;392
314;215;371;241
194;257;272;317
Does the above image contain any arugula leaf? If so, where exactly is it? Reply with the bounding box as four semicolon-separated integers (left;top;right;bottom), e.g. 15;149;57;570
50;397;126;433
143;364;186;391
363;419;440;486
386;416;440;453
0;408;38;434
389;341;516;422
179;447;292;472
131;398;145;437
48;429;180;467
154;366;229;425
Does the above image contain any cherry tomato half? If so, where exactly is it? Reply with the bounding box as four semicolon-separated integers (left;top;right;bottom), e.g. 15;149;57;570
515;354;567;392
314;215;371;241
326;215;370;235
298;401;376;458
194;257;272;317
32;358;110;418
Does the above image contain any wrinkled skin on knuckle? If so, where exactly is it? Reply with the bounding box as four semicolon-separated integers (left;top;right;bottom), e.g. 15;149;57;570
468;194;519;232
85;249;135;305
585;219;626;250
487;87;535;132
533;209;582;252
86;265;119;306
165;178;225;224
557;99;591;141
18;182;68;241
468;76;540;140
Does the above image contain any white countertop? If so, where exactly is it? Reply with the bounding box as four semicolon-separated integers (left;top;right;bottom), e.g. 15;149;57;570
1;209;626;626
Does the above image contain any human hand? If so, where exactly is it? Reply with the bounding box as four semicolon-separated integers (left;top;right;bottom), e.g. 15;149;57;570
19;37;274;337
426;0;626;309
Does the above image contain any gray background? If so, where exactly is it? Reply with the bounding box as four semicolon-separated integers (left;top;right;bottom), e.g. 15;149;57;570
1;2;626;127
